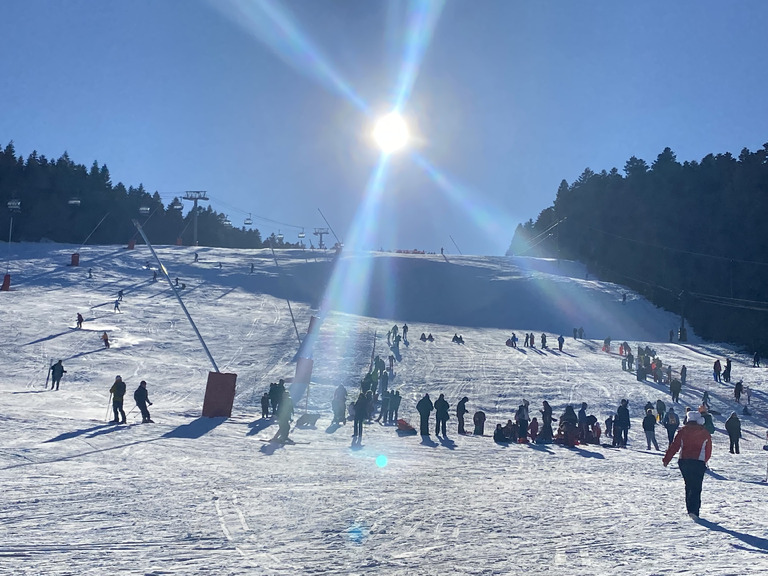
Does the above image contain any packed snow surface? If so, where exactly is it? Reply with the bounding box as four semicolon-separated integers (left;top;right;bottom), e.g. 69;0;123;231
2;243;768;575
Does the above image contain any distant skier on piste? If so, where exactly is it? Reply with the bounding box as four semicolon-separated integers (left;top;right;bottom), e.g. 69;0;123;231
76;313;84;329
134;380;153;423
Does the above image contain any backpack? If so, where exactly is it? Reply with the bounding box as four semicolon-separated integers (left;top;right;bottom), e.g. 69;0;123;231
667;412;678;427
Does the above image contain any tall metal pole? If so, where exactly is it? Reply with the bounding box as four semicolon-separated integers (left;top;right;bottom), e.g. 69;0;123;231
193;198;199;246
132;219;220;372
318;209;341;245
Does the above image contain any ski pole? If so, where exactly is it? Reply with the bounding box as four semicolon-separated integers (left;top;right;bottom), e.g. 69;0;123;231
106;393;113;422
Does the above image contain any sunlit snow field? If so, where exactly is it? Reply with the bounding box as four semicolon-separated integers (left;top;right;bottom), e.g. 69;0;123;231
2;243;768;575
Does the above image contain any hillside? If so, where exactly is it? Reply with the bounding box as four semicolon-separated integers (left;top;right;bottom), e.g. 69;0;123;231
1;243;768;575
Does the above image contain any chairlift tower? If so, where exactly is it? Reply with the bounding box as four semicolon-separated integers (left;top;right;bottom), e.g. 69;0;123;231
313;227;329;249
183;191;209;246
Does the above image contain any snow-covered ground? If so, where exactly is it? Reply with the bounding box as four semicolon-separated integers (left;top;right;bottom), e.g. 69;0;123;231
2;243;768;575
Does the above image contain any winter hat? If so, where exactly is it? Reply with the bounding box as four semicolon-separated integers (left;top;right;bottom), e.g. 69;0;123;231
686;412;703;425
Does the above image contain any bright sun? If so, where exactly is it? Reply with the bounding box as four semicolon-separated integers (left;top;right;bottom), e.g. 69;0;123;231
372;112;409;154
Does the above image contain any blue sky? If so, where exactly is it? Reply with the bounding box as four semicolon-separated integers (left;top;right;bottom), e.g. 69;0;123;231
1;0;767;255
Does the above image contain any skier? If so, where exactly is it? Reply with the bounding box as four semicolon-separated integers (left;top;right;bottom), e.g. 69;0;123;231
557;335;564;352
76;313;84;329
725;412;741;454
456;396;469;434
101;331;110;349
734;380;744;404
416;393;434;436
662;408;680;443
117;290;123;302
50;360;66;390
275;390;294;442
713;359;721;383
352;392;367;440
754;351;761;368
133;380;153;423
662;411;712;520
109;376;127;424
473;411;486;435
433;393;450;436
643;409;660;450
113;299;121;313
261;392;270;419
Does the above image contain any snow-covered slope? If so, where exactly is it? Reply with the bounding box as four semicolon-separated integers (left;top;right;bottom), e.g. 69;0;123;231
1;243;767;575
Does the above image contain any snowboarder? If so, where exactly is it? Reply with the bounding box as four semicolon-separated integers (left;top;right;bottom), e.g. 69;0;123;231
662;408;680;443
725;412;741;454
133;380;153;423
50;360;66;390
76;313;84;329
643;409;660;450
261;392;270;419
557;335;564;352
434;393;450;436
101;331;110;349
662;411;712;520
416;393;434;436
109;376;127;424
473;411;486;435
456;396;469;434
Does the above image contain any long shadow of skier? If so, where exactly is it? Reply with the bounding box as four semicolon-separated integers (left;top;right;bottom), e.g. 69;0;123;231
697;518;768;552
566;445;605;459
63;348;106;361
23;329;75;346
45;423;112;443
246;418;273;436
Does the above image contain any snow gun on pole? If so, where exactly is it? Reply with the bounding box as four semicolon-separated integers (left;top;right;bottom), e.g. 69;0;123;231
132;219;220;373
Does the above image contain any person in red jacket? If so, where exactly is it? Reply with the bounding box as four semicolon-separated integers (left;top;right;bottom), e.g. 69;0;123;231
662;411;713;519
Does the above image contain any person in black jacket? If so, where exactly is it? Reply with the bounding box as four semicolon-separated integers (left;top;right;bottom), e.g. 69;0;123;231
537;401;556;443
261;392;270;419
134;380;153;423
416;393;434;436
433;394;450;436
109;376;127;424
50;360;66;391
352;393;367;440
456;397;469;434
615;399;631;448
642;409;659;450
725;412;742;454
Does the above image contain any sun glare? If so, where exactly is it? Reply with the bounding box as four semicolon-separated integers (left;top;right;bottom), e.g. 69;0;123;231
373;112;409;154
